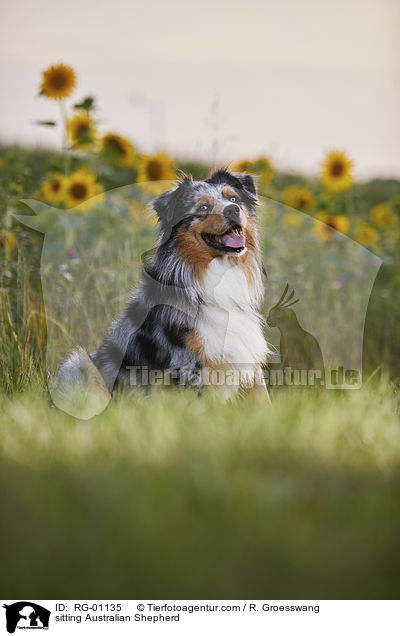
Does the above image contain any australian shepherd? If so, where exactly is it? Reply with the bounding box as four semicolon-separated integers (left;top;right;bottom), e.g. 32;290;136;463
52;169;270;417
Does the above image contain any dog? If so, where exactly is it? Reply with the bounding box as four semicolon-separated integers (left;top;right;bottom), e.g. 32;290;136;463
52;169;270;417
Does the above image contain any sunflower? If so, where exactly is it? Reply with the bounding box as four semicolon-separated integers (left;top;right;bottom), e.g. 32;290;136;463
232;156;275;187
130;201;158;228
64;168;104;211
320;150;353;193
92;182;106;205
392;196;400;215
100;133;137;168
232;159;254;173
355;222;378;246
329;214;349;234
254;156;275;186
0;229;17;254
370;203;397;229
313;212;349;242
281;211;303;229
282;185;315;213
40;63;76;100
40;172;67;204
67;111;97;151
136;152;177;194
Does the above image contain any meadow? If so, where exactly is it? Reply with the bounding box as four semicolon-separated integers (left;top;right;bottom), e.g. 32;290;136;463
1;382;400;599
0;63;400;599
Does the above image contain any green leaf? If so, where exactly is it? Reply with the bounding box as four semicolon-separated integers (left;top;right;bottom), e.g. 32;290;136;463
74;96;95;111
34;120;57;126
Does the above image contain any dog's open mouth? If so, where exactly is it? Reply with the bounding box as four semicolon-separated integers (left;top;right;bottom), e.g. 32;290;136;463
202;225;246;253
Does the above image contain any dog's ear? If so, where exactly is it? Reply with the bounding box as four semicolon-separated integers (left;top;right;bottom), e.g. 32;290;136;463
152;175;193;228
233;172;258;212
234;173;257;200
238;173;257;199
152;186;181;228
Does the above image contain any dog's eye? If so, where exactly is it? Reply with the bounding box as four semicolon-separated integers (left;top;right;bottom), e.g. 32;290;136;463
198;204;210;212
229;196;238;203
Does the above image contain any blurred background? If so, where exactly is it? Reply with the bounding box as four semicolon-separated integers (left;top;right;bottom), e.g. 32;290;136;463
1;0;399;177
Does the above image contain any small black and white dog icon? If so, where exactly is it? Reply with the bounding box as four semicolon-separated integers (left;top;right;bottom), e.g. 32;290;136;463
2;602;51;634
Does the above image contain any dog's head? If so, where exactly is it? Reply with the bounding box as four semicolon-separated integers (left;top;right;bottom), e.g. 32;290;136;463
153;169;259;267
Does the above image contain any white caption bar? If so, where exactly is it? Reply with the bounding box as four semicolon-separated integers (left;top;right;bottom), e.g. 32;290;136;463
1;600;399;636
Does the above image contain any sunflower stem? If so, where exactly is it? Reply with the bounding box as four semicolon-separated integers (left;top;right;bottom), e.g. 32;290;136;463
59;99;70;176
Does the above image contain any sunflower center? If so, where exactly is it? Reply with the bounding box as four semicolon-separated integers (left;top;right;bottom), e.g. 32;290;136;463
147;159;163;181
51;72;67;89
106;137;125;156
70;182;88;199
296;197;307;210
50;180;61;193
325;219;336;230
330;161;344;177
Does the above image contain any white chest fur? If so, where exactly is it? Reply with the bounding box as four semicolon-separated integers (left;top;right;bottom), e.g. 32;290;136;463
196;257;269;389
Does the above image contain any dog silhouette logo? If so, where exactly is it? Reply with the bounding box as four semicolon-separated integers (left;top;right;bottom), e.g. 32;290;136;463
267;283;324;373
2;602;50;633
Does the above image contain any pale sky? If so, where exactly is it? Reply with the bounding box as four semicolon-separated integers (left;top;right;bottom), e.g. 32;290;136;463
0;0;399;179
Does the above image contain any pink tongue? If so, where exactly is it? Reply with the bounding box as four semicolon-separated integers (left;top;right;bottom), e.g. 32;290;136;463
221;231;246;248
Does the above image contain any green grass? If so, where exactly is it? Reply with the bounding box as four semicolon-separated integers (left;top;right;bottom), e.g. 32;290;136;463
1;381;399;599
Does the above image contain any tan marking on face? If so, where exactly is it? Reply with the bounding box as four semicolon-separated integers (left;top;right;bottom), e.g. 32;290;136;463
196;195;214;210
176;214;229;278
222;187;238;200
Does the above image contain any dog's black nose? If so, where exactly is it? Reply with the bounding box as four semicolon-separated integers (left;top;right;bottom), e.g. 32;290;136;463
223;204;241;223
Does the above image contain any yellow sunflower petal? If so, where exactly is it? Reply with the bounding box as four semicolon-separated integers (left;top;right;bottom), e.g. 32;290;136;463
232;159;254;173
282;185;315;213
254;156;275;186
281;211;303;229
0;229;17;254
313;225;333;242
312;212;349;241
331;214;349;234
40;172;67;205
7;232;17;253
130;201;158;228
370;203;397;229
232;157;275;187
66;111;97;151
136;152;177;195
355;222;378;246
313;213;332;242
101;133;137;168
